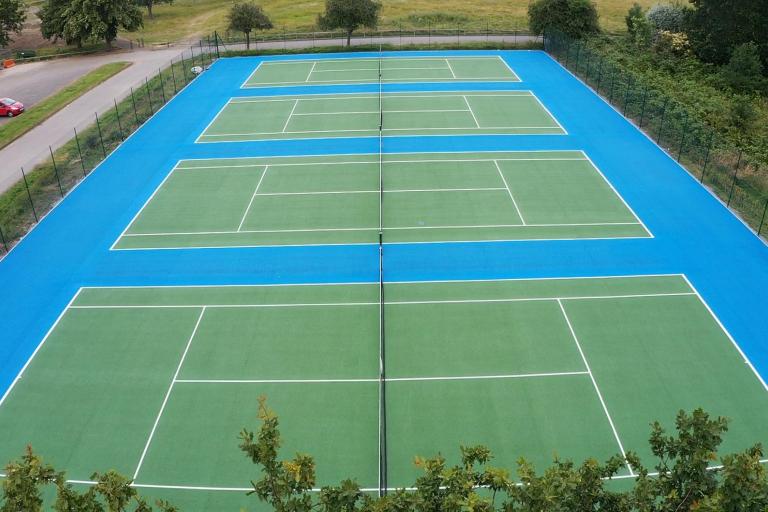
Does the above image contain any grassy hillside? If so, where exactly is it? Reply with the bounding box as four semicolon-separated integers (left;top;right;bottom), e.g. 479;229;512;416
129;0;657;44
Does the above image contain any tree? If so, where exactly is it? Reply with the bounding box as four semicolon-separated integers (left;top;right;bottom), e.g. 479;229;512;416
528;0;600;39
317;0;381;47
722;42;765;93
686;0;768;68
40;0;81;47
646;3;686;33
626;3;652;47
57;0;144;48
1;445;58;512
135;0;172;19
0;0;25;47
227;2;272;50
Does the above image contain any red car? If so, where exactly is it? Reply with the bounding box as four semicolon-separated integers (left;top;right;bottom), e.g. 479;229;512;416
0;98;24;117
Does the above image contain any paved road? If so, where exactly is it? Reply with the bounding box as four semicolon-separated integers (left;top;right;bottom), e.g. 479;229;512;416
0;33;540;194
0;46;186;193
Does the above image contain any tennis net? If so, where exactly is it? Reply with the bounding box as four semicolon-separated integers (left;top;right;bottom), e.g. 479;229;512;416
377;44;388;497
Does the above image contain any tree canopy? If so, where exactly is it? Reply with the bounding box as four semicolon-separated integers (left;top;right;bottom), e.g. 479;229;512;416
686;0;768;68
134;0;172;19
40;0;142;48
317;0;381;47
227;2;272;49
528;0;600;39
0;0;25;47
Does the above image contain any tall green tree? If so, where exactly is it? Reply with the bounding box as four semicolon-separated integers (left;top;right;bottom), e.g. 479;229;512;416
40;0;81;47
134;0;172;19
67;0;142;48
1;445;58;512
528;0;600;39
317;0;381;47
0;0;25;47
227;2;272;50
686;0;768;68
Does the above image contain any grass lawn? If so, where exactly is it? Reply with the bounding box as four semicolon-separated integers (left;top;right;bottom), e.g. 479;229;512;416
0;61;131;151
130;0;659;44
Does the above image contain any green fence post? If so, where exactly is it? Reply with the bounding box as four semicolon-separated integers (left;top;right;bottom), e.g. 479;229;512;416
607;67;616;102
158;68;167;103
677;113;689;161
726;149;743;206
74;128;86;177
20;167;38;222
145;77;154;114
114;99;124;141
759;198;768;236
130;87;139;125
699;131;715;183
595;57;604;93
214;30;220;58
95;112;106;157
656;97;669;144
638;87;649;127
583;52;592;83
623;76;633;115
49;146;63;197
0;225;7;253
170;59;178;93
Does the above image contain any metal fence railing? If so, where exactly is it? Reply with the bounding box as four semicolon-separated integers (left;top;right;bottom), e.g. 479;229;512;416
544;31;768;242
0;41;217;257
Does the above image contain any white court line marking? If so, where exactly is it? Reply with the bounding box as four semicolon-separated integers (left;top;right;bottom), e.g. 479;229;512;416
228;92;534;104
132;307;206;480
68;292;697;310
254;187;507;196
557;299;634;477
203;126;562;138
305;61;316;82
493;160;526;225
176;157;588;170
237;165;269;232
122;221;642;238
282;100;299;133
174;372;589;385
19;458;768;493
292;109;471;116
445;59;457;78
463;95;480;128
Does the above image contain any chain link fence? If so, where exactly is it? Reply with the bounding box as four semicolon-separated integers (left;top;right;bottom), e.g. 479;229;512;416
544;31;768;242
0;41;217;257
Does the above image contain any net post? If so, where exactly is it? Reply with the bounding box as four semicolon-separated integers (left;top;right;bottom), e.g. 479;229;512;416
21;167;38;222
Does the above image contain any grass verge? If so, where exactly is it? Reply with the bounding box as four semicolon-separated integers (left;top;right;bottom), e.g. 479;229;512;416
0;61;132;151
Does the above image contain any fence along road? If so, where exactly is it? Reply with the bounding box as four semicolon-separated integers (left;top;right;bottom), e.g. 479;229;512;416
0;31;539;195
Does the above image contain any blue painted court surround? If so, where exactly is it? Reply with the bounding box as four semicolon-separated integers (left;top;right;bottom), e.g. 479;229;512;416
1;50;767;403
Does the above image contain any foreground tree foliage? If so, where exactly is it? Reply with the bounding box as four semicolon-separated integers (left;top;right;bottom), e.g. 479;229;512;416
528;0;600;39
134;0;172;20
227;2;272;50
4;401;768;511
317;0;381;47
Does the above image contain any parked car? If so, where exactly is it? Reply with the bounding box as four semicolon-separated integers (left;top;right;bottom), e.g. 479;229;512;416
0;98;24;117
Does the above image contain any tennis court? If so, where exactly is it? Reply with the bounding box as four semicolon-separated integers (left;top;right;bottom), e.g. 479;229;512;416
0;275;766;499
197;91;565;142
242;56;521;87
113;151;649;250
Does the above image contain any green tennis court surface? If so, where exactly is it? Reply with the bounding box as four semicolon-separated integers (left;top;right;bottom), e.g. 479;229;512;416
242;56;520;87
114;151;649;250
197;91;564;142
0;275;766;497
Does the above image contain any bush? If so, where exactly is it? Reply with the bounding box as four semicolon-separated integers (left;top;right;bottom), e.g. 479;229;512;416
528;0;599;39
722;42;765;93
730;96;758;130
654;29;692;57
646;3;686;32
